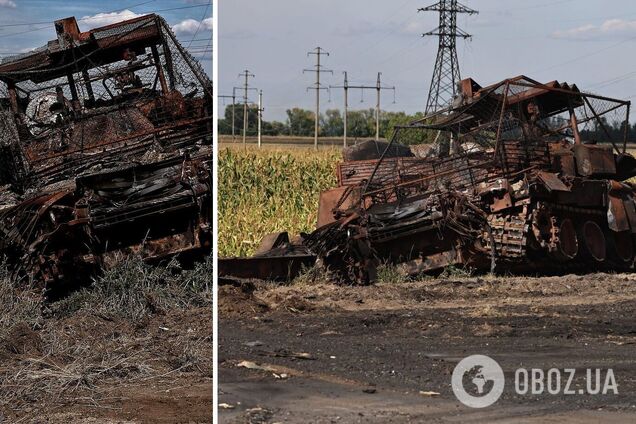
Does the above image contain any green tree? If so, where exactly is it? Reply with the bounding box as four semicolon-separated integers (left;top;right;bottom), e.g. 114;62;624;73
347;109;375;139
218;103;258;136
286;108;314;136
322;109;343;137
262;120;287;136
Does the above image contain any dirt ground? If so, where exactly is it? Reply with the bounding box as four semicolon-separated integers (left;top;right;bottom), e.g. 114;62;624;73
0;307;212;423
219;273;636;423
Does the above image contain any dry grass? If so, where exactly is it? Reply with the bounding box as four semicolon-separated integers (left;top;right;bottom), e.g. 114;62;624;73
51;255;212;321
0;255;212;419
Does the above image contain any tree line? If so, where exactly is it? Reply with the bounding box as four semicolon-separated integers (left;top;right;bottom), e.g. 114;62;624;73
218;104;636;145
218;104;426;140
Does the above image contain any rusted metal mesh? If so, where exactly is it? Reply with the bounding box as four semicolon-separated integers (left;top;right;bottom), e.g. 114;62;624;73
0;15;212;191
366;78;629;199
0;15;212;290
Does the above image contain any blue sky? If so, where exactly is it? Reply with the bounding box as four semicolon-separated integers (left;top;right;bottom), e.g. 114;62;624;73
219;0;636;122
0;0;212;75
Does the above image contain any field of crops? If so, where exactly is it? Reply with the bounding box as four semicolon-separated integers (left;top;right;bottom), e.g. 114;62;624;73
218;147;340;257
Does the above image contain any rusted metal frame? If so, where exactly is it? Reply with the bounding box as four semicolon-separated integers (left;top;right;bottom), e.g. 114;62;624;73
494;82;510;176
34;134;206;182
362;127;399;198
457;119;506;140
81;69;95;103
583;96;622;155
93;201;196;229
364;159;494;198
150;44;170;94
28;63;154;94
218;255;316;281
66;71;80;109
485;103;596;143
579;101;627;123
66;38;84;113
157;18;176;90
30;116;208;164
478;75;540;93
510;81;630;106
22;190;73;248
159;18;212;97
451;115;477;190
6;80;20;116
0;19;155;78
623;103;631;153
412;81;508;125
370;220;441;243
567;96;582;145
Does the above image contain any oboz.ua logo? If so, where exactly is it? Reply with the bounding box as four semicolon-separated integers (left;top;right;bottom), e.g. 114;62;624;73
451;354;619;408
451;354;505;408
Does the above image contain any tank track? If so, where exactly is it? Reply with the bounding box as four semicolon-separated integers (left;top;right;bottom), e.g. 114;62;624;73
483;201;530;260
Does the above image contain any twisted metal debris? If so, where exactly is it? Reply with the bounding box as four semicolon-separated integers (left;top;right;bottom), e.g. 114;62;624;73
0;14;212;295
221;75;636;284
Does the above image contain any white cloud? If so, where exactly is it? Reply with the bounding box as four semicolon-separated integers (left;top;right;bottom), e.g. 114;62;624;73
79;10;143;30
402;20;428;36
0;0;16;8
552;19;636;40
173;17;213;35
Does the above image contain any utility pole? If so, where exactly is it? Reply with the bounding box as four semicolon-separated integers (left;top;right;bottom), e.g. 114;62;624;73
375;73;395;142
304;47;333;150
219;87;238;142
332;72;395;143
258;89;263;148
239;70;255;145
330;72;349;147
420;0;477;114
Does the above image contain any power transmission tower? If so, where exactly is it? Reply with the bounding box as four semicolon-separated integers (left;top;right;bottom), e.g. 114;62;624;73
419;0;477;114
304;47;333;150
239;70;256;145
331;72;395;145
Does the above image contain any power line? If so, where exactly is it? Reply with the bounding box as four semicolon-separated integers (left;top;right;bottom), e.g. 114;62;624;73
0;0;157;28
530;33;636;75
186;2;211;49
331;71;395;145
0;2;210;38
481;0;575;13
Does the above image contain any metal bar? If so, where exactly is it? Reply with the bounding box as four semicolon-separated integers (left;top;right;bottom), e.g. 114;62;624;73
150;44;169;93
510;81;630;105
583;96;621;154
624;103;630;153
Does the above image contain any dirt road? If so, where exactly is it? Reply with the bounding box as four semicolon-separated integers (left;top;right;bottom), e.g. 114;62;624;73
219;273;636;423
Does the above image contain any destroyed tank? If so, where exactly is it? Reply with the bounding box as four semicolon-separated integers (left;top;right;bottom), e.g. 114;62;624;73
304;76;636;283
0;15;212;295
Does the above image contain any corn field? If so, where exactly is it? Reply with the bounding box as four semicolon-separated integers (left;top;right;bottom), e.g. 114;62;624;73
218;147;340;257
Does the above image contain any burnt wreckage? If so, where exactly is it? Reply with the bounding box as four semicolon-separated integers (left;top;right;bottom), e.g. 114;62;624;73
220;75;636;283
0;15;212;293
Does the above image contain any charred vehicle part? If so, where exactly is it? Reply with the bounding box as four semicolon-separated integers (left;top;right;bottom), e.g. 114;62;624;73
0;15;212;295
220;76;636;284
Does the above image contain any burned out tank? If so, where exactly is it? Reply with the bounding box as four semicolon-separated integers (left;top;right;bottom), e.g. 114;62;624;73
0;15;212;294
305;75;636;283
